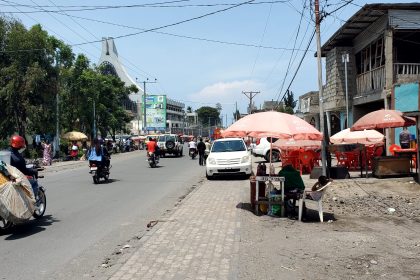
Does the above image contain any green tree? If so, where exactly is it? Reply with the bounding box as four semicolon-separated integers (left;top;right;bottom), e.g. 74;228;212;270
196;106;220;126
233;109;241;121
186;106;192;113
0;19;72;138
282;90;297;114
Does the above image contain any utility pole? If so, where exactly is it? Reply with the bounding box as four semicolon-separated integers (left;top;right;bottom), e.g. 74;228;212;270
208;116;211;137
342;53;350;128
142;78;157;134
315;0;327;176
235;101;238;121
242;91;260;114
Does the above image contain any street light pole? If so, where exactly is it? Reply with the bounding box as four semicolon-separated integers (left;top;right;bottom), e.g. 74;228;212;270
342;53;350;128
142;78;157;134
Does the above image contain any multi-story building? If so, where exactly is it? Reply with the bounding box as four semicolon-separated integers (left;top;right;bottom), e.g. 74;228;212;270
320;3;420;140
166;99;185;134
296;91;320;129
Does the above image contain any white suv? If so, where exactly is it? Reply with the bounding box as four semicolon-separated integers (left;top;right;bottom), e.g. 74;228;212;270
206;138;252;179
157;134;183;157
252;137;280;162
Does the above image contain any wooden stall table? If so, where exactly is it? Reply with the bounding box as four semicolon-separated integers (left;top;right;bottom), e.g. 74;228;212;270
394;148;417;173
254;175;285;216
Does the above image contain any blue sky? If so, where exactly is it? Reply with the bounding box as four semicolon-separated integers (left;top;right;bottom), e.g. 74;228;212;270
2;0;412;125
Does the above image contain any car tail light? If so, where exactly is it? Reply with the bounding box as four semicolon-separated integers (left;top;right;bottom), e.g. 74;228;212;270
256;138;260;145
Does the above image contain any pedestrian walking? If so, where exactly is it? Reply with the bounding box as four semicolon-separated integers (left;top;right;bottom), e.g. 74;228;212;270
197;138;206;166
204;138;211;164
41;139;52;166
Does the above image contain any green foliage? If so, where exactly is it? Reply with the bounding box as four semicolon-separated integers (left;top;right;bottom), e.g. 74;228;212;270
196;106;220;126
0;16;136;144
0;139;9;150
233;109;241;121
28;148;39;159
284;91;297;112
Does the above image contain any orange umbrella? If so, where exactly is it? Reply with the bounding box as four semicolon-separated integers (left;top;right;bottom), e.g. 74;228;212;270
221;111;322;140
330;128;384;145
351;109;415;131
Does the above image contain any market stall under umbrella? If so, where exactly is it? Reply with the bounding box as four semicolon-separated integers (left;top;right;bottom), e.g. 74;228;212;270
62;131;88;141
222;111;323;140
221;111;323;171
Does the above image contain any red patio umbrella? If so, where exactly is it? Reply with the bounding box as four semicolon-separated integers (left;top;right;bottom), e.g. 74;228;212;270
221;111;323;168
221;111;323;140
351;109;415;131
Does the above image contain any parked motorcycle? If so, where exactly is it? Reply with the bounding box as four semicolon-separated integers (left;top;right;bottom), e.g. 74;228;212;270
148;152;159;168
0;172;46;232
189;148;197;159
89;161;110;184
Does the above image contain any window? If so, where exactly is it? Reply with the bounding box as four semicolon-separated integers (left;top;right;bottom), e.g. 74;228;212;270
211;140;246;152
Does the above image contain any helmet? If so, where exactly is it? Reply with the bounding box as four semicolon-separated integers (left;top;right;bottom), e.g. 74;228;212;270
10;135;26;149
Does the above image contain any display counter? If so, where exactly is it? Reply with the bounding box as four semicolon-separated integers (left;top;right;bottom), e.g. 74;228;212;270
372;156;411;178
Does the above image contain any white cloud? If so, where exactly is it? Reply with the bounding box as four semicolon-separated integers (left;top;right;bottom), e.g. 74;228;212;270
190;80;263;103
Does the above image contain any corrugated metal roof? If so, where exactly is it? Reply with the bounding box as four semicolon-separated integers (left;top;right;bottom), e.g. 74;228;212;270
320;3;420;56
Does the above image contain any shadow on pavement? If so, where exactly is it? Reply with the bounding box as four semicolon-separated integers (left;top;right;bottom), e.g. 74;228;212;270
236;202;336;222
2;215;59;240
207;175;250;181
101;178;121;184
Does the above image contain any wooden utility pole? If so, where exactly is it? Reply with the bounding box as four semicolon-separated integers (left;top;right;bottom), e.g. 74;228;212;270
242;91;260;114
315;0;327;176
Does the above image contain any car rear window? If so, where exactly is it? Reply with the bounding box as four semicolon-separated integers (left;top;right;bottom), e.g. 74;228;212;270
211;140;246;152
158;135;176;142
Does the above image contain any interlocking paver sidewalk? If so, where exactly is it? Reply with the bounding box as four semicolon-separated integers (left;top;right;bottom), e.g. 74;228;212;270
109;179;243;280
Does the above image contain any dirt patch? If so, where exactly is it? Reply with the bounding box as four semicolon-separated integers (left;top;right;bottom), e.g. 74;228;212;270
238;177;420;280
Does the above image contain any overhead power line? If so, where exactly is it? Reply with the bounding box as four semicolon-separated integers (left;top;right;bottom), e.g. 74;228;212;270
1;0;310;53
0;0;291;13
275;29;316;105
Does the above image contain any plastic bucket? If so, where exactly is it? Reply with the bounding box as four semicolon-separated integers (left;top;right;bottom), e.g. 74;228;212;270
0;150;11;165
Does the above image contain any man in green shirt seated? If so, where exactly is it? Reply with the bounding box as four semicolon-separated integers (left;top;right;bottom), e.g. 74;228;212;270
278;164;305;217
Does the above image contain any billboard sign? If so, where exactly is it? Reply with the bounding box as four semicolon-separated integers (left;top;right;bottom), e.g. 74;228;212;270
143;95;166;131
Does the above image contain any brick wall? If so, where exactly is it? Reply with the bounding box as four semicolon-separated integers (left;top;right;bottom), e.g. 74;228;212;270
323;47;357;111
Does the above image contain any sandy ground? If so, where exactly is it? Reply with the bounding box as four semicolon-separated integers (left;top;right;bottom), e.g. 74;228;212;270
237;166;420;280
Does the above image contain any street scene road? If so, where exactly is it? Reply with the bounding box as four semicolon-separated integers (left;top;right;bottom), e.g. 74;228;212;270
0;147;204;280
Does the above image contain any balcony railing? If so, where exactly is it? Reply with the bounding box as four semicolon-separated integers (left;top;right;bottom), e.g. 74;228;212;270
356;65;385;96
394;62;420;78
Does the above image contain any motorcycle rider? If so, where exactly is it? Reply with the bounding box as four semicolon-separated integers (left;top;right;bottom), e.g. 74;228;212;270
146;137;158;155
9;135;39;197
188;138;197;157
88;138;110;171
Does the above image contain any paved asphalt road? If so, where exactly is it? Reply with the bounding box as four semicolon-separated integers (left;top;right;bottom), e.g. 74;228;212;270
0;146;204;280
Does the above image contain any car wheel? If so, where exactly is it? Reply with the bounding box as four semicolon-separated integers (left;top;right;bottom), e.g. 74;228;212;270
265;150;280;162
166;140;175;150
206;172;213;180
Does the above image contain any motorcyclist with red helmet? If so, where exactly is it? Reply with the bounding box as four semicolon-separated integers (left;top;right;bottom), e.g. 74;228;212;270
146;137;159;155
9;135;39;196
